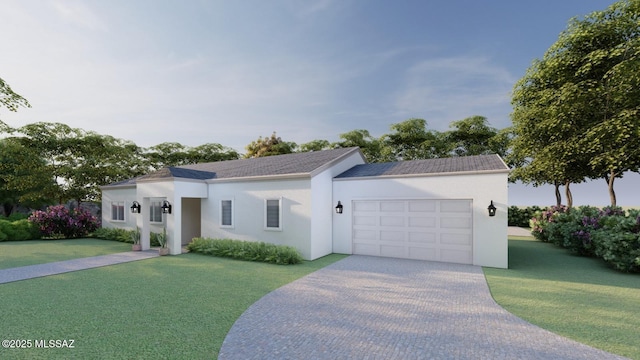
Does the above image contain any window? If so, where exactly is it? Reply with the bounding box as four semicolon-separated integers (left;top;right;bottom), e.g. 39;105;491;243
265;198;282;230
220;199;233;227
111;201;125;221
150;200;163;223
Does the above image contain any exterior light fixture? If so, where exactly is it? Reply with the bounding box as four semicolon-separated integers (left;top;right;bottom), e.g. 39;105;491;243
130;201;141;214
161;200;172;214
488;201;497;217
335;201;343;214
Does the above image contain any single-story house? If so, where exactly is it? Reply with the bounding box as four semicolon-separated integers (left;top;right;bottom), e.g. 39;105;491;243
101;147;510;268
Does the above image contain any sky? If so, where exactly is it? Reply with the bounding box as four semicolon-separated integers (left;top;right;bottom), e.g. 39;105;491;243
0;0;637;206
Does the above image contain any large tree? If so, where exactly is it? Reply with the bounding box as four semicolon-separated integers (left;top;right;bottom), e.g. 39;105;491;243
332;129;389;163
511;0;640;206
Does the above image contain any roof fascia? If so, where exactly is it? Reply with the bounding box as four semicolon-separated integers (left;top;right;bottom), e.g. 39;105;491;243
333;168;511;181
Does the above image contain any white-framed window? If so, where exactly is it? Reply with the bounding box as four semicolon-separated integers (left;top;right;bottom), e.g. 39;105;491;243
111;201;125;222
264;198;282;231
220;199;234;228
150;200;163;223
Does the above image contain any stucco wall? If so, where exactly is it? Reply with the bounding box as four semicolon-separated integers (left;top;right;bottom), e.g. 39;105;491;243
202;178;313;259
309;151;366;260
332;172;509;268
101;186;137;230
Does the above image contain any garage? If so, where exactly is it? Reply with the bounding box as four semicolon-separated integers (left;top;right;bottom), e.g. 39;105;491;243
352;199;473;264
332;154;510;268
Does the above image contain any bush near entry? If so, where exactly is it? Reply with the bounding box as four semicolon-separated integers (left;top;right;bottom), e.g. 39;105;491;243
187;238;304;265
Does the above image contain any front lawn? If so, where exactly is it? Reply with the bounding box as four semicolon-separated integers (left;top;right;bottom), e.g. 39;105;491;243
0;239;131;269
484;236;640;359
0;251;346;359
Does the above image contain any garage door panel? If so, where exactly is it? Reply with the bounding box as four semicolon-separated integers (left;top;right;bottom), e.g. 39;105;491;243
408;216;436;227
380;231;404;241
408;200;436;212
353;229;377;240
352;199;473;265
440;217;472;229
441;233;472;245
354;216;376;226
380;201;405;212
408;231;436;243
354;202;378;212
353;243;379;256
440;200;472;213
380;216;404;227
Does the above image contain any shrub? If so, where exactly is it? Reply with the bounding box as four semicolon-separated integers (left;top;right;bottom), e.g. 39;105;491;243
592;209;640;273
530;205;568;242
187;238;304;265
92;227;135;243
0;219;42;241
29;205;100;239
508;206;543;227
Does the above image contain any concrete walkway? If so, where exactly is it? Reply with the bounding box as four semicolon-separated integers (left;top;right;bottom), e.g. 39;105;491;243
0;251;159;284
219;255;627;360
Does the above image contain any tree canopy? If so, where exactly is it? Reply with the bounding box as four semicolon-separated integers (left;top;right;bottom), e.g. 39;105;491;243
510;0;640;207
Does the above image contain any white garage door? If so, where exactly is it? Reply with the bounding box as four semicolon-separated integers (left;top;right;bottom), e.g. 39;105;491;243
352;199;473;264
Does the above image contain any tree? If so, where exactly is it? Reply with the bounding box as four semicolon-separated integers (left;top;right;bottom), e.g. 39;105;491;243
0;138;53;214
244;132;296;158
0;76;30;116
445;116;504;157
382;119;450;161
332;129;389;163
511;0;640;206
144;142;238;169
297;139;331;153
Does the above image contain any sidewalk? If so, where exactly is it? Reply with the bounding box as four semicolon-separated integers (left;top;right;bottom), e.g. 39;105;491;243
0;251;159;284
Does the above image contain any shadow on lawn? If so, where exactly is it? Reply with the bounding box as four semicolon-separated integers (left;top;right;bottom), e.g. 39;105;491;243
500;237;639;289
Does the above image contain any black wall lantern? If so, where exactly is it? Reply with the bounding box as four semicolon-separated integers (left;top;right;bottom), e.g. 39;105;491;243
161;200;172;214
130;201;141;214
487;201;497;217
335;201;343;214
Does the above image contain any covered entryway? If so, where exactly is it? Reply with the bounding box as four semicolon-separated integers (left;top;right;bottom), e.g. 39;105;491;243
352;199;473;264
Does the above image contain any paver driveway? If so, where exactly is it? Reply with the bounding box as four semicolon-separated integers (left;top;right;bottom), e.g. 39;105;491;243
219;255;627;360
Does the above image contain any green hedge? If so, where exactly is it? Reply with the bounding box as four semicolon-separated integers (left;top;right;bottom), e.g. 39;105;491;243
508;206;543;227
187;238;304;265
92;227;160;246
0;219;42;241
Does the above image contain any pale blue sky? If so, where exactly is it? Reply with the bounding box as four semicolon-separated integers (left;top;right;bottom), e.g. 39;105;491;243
1;0;637;206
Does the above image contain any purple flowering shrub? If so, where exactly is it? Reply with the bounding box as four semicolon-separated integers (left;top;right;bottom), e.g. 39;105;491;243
529;205;568;242
28;205;100;239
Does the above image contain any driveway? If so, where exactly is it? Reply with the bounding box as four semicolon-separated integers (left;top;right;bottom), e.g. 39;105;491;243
219;255;627;360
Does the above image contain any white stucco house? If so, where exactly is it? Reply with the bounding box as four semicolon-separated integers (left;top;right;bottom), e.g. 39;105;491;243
101;147;510;268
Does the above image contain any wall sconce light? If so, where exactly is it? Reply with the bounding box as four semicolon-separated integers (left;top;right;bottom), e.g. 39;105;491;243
487;201;497;217
130;201;141;214
335;201;343;214
161;200;172;214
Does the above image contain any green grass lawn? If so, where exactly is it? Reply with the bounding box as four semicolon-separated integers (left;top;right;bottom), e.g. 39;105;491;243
0;239;132;269
484;236;640;359
0;249;346;359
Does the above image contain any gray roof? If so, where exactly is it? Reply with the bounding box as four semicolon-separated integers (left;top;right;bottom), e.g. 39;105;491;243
103;147;363;187
335;154;509;178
